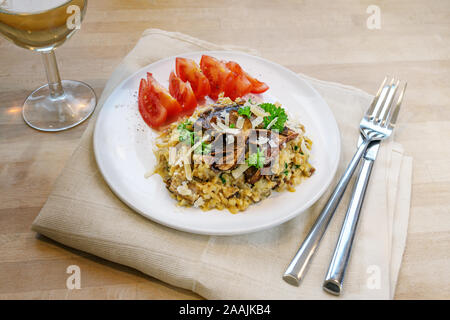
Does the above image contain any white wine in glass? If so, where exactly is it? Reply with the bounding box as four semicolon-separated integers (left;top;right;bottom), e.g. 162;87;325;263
0;0;96;131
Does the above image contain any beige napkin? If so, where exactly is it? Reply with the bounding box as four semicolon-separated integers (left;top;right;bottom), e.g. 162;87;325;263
32;29;412;299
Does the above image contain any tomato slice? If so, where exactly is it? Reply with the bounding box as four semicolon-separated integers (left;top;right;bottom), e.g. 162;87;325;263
245;73;269;94
169;71;197;115
175;57;210;100
138;78;168;129
224;61;252;100
226;60;269;95
146;73;182;121
200;55;233;100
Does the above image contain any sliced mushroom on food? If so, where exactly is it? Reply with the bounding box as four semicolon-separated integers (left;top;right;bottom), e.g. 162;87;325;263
214;153;238;171
244;166;262;184
213;136;247;171
194;101;244;131
280;127;299;143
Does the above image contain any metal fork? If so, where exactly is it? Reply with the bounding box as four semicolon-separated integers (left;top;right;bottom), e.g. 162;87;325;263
283;77;404;286
323;80;406;295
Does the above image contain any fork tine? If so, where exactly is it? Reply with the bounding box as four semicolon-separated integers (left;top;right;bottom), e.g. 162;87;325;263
387;82;407;127
378;79;399;123
365;76;388;118
370;78;394;120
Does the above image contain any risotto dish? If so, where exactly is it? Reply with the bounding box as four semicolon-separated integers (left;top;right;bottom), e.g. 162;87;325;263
151;96;315;213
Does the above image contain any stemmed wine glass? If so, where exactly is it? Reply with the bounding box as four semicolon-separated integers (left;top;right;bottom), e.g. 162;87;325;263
0;0;96;131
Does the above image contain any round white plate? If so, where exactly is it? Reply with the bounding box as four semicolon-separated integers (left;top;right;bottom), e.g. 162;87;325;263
93;51;340;235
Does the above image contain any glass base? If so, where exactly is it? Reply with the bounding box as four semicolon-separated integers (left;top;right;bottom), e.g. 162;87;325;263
22;80;97;132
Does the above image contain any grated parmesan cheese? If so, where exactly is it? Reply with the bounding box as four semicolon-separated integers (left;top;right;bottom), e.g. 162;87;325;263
193;197;204;208
250;105;270;118
225;113;230;126
168;146;177;165
266;117;278;130
210;122;222;132
184;162;192;180
300;138;310;157
236;116;245;129
269;139;277;148
174;134;211;166
251;116;264;128
232;163;250;179
177;181;192;196
215;121;241;135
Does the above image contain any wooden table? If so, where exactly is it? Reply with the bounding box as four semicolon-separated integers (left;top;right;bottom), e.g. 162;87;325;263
0;0;449;299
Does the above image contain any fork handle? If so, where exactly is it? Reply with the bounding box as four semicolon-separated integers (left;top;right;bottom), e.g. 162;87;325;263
323;158;374;295
283;138;370;286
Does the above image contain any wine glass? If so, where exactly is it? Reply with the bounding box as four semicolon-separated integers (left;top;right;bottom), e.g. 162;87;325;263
0;0;96;131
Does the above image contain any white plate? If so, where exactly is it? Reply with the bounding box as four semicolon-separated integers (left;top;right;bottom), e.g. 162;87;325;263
93;51;340;235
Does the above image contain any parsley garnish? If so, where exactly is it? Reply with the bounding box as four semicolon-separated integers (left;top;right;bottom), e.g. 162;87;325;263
259;103;288;131
229;123;236;128
247;148;265;169
202;143;212;154
194;141;212;155
238;105;251;118
178;120;195;145
179;129;194;144
177;120;192;131
219;173;226;184
284;162;289;175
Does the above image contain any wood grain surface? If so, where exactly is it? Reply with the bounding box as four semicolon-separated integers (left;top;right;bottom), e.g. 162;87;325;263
0;0;449;300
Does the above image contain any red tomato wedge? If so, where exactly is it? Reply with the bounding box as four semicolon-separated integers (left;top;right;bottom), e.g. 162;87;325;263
224;61;252;100
169;71;197;115
138;78;168;129
145;73;182;120
200;55;233;100
245;73;269;94
138;73;182;129
226;60;269;94
175;57;210;100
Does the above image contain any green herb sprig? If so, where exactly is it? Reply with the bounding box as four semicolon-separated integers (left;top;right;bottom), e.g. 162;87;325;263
259;103;288;131
194;141;212;155
247;148;265;169
178;120;195;144
238;105;251;118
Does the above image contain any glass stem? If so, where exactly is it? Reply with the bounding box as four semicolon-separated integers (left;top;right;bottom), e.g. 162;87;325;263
41;50;64;98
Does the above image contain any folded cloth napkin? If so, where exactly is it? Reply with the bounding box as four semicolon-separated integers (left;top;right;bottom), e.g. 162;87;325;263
32;29;412;299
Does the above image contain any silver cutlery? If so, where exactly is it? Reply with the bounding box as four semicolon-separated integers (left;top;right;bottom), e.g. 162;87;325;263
323;81;406;295
283;77;405;286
